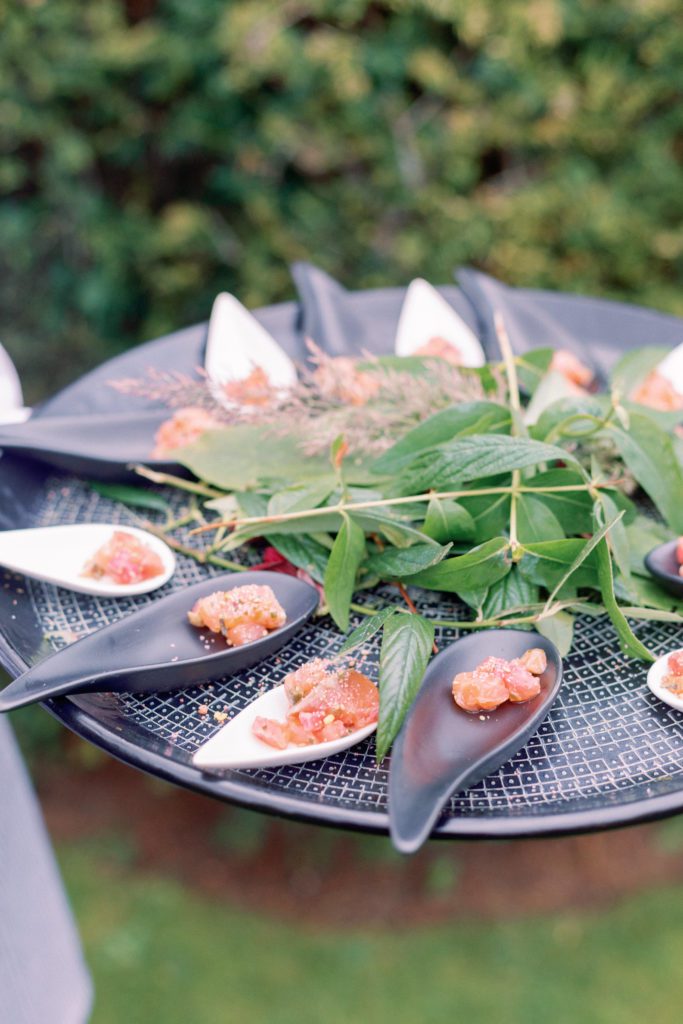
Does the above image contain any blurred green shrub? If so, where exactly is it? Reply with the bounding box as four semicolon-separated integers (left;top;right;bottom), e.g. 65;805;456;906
1;0;683;400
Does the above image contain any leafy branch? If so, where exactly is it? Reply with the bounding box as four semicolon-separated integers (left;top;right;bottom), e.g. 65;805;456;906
127;340;683;756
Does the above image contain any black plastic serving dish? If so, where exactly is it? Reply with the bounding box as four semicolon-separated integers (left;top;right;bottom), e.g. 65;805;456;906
2;268;683;839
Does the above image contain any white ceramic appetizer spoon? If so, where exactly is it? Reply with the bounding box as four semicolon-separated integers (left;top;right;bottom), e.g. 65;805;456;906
655;341;683;395
647;649;683;713
394;278;486;367
0;341;31;424
0;523;176;597
193;683;377;772
204;291;298;402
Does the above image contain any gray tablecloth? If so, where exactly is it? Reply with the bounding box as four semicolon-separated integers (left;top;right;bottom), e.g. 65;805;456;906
0;716;92;1024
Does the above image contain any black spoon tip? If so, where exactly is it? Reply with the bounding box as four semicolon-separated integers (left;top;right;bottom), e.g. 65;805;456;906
645;540;683;599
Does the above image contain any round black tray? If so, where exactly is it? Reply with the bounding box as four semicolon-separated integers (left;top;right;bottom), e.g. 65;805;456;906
2;276;683;839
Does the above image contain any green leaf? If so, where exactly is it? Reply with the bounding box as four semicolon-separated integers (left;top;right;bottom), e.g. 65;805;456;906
338;606;398;654
205;493;242;518
594;493;631;583
480;566;539;621
624;515;673;576
221;511;346;550
397;435;576;493
89;482;170;514
376;612;435;761
524;370;582;426
355;510;441;549
519;539;598;592
372;402;511;475
458;483;511;543
610;346;670;396
421;497;475;543
406;537;511;593
421;495;475;544
535;611;574;656
264;533;330;584
545;512;624;606
365;542;451;579
595;537;654;662
457;586;490;613
516;494;565;543
624;401;683;433
532;395;607;443
235;491;269;517
267;479;335;516
222;503;439;551
323;514;366;632
179;425;330;490
470;363;500;395
614;573;683;614
515;348;554;393
603;412;683;533
523;469;594;534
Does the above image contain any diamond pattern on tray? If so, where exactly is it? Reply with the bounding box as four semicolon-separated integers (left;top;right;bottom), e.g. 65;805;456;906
27;476;683;821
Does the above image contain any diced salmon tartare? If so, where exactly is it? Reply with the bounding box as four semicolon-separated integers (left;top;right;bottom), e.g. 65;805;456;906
188;584;286;647
152;406;221;458
414;336;462;366
252;659;379;749
663;650;683;696
631;371;683;412
452;647;547;713
82;530;165;585
550;350;594;390
222;366;274;406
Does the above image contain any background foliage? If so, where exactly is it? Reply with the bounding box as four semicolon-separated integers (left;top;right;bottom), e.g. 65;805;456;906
2;0;683;400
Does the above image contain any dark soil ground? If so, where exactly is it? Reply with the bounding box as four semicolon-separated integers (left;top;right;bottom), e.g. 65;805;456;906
35;749;683;928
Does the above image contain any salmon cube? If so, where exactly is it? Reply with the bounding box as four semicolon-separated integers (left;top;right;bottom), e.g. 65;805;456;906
224;623;268;646
518;648;547;675
252;716;289;750
188;585;286;642
668;650;683;675
82;530;164;585
452;670;509;713
283;659;331;704
320;719;347;742
152;406;221;458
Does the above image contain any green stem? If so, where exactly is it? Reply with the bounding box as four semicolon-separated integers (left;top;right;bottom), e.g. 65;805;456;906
495;309;524;558
163;511;197;531
207;555;249;572
349;602;381;617
140;520;247;573
545;407;617;446
198;481;614;534
134;464;224;498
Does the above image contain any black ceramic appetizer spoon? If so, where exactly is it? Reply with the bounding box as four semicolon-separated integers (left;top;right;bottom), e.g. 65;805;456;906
0;571;319;712
0;409;181;480
388;629;563;854
645;540;683;599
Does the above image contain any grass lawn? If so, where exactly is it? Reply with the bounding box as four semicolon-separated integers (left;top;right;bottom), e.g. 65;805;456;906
60;841;683;1024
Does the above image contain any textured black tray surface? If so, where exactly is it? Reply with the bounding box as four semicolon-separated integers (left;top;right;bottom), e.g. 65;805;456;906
2;278;683;838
